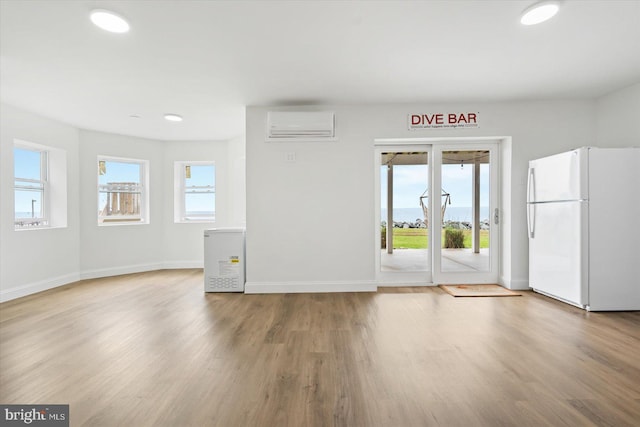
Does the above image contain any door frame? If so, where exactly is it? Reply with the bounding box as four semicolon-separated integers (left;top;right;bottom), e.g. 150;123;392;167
431;142;500;284
374;138;501;286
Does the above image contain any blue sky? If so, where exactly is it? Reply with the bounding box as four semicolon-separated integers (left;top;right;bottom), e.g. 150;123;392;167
185;164;215;188
14;148;41;180
14;148;43;216
98;160;141;185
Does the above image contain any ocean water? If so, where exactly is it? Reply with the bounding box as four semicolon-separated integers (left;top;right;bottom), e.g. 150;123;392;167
381;207;489;223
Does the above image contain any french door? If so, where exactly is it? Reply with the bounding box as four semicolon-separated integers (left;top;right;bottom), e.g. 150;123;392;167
375;142;499;285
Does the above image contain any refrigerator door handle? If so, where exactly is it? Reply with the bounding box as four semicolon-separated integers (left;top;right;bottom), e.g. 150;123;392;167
527;167;535;238
527;203;535;238
527;167;535;203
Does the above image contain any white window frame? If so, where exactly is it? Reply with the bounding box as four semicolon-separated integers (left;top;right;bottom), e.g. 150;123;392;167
174;161;216;223
98;156;149;226
14;143;49;229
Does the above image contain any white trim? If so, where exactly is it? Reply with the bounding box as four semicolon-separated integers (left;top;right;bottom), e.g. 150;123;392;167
79;263;162;280
244;280;377;294
162;261;204;269
376;281;435;287
432;142;500;284
14;224;68;232
0;272;80;303
13;143;49;229
504;277;530;290
374;136;508;144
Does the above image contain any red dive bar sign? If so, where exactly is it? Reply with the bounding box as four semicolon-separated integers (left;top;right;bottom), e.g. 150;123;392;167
408;112;479;130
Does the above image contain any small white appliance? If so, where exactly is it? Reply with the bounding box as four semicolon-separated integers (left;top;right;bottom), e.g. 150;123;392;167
204;228;245;292
527;147;640;311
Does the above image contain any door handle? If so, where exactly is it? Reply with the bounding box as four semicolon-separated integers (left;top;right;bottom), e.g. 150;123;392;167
527;204;535;238
527;167;534;204
527;167;535;238
494;208;499;225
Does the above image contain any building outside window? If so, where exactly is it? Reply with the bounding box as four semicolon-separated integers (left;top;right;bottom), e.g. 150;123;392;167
14;146;48;228
98;156;148;224
175;162;215;222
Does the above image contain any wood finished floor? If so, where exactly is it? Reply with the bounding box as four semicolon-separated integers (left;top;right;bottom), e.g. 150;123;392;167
1;269;640;426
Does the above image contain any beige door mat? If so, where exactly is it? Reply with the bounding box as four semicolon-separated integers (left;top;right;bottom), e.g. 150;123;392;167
439;284;522;297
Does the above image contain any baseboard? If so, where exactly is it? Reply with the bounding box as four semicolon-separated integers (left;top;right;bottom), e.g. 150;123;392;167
376;281;435;287
501;276;529;290
162;260;203;269
0;272;80;303
244;280;378;294
79;263;163;280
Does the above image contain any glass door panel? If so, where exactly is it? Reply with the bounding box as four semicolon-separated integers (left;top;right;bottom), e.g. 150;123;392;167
433;145;498;284
375;145;432;283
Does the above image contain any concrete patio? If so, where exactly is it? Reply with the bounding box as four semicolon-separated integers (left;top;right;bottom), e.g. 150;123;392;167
381;248;489;272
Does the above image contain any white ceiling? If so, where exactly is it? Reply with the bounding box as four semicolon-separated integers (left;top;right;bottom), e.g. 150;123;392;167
1;0;639;141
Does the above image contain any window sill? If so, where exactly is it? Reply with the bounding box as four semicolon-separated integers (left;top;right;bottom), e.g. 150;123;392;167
14;225;67;232
175;219;216;224
98;220;149;227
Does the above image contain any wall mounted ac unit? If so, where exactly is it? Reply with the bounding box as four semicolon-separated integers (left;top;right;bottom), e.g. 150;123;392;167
266;111;336;141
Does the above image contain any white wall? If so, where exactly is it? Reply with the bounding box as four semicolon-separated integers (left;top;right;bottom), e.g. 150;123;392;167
162;139;240;269
78;130;165;278
78;131;247;277
596;83;640;145
228;135;247;227
0;103;81;300
3;85;637;300
245;101;602;292
499;137;513;286
1;104;245;301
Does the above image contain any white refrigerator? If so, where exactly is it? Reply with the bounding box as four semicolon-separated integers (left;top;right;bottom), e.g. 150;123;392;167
527;147;640;311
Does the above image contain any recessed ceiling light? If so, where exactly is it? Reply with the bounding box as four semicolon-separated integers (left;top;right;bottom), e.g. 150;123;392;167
520;1;560;26
90;9;130;33
164;114;183;122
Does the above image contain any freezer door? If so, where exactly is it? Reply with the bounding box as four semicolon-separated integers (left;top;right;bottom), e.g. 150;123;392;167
528;148;588;203
529;201;587;307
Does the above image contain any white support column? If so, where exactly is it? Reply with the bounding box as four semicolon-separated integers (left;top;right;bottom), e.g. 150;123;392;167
387;163;393;254
472;160;480;254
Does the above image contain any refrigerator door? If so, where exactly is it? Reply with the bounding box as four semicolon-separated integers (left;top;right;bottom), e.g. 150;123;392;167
528;148;588;203
529;200;587;307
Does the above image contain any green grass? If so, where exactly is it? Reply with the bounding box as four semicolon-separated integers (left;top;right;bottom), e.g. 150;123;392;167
390;228;428;249
462;230;489;248
383;228;489;249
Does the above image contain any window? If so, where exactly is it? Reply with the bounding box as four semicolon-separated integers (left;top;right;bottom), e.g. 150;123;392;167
174;162;215;222
14;146;48;228
98;156;148;224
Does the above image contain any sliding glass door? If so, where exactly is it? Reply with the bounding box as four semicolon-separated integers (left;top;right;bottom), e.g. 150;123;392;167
375;144;432;283
431;144;499;284
375;142;499;285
